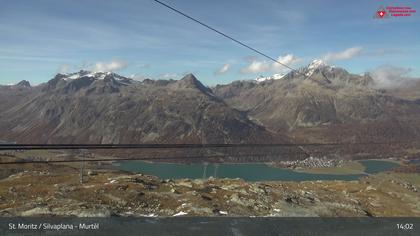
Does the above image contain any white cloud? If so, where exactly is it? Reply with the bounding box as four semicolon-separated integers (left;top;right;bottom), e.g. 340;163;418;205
215;63;230;75
57;64;70;74
272;54;301;72
240;54;301;74
322;46;363;62
92;59;128;72
161;73;179;79
240;61;270;74
129;74;148;81
369;65;413;88
157;72;189;80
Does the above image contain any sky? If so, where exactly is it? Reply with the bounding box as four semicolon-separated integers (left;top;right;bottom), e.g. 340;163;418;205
0;0;419;86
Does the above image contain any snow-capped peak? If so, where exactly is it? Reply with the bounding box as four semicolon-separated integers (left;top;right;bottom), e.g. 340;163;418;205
64;71;93;81
305;59;332;77
60;70;128;82
255;73;286;83
308;59;326;70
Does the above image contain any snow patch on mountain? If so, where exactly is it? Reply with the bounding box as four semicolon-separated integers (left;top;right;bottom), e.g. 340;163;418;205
255;73;286;83
61;70;130;82
253;59;334;82
305;59;328;77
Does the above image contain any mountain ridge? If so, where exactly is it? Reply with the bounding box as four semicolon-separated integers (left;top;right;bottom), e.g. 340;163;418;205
213;61;420;147
0;72;280;145
1;65;420;158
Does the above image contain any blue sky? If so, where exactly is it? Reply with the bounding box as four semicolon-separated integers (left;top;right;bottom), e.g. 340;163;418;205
0;0;419;85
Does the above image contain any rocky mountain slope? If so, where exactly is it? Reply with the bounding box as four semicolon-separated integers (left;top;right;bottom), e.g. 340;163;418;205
0;72;277;144
0;80;36;113
385;79;420;101
213;60;420;144
1;63;420;158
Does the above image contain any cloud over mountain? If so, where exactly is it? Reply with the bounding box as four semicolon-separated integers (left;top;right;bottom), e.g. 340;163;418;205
215;63;230;75
369;65;413;88
322;46;363;62
240;54;301;74
92;59;128;72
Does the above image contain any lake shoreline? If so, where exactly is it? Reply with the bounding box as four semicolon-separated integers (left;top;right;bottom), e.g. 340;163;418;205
116;159;401;182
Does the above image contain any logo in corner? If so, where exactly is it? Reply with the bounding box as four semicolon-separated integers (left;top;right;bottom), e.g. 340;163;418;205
374;6;389;19
373;5;416;19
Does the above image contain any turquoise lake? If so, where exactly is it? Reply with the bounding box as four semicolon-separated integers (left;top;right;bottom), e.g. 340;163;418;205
117;159;400;181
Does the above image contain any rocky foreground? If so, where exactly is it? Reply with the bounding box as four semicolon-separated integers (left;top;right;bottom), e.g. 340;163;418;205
0;169;419;217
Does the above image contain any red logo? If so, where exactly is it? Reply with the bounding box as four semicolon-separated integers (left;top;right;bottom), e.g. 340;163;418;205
377;10;386;18
374;5;416;19
374;6;389;19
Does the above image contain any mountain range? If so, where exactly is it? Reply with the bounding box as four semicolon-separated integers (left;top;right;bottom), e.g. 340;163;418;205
214;60;420;144
0;72;277;144
1;60;420;158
